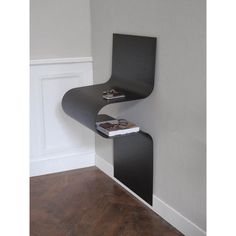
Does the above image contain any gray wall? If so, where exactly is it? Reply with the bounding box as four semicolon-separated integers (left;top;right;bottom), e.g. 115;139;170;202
30;0;91;59
91;0;206;231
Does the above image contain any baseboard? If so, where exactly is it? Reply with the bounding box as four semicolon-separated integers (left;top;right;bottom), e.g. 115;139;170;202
95;154;114;177
153;196;206;236
95;154;206;236
30;152;95;177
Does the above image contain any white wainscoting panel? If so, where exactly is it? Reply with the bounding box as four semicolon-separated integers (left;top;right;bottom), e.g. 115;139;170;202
30;57;95;176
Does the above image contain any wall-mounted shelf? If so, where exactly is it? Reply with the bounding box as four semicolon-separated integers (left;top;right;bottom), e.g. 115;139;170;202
62;34;156;205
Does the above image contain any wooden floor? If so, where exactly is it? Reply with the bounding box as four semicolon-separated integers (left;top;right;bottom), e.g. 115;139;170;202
30;167;183;236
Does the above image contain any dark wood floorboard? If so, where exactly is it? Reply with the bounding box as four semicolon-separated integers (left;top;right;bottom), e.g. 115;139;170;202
30;167;183;236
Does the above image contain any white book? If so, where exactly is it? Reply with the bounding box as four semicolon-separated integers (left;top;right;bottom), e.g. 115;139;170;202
96;119;140;137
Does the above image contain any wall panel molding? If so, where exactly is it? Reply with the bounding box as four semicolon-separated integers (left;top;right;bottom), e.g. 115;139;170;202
30;57;95;176
30;57;93;65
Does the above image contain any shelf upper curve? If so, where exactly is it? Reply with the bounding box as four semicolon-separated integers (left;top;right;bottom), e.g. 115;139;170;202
62;34;156;135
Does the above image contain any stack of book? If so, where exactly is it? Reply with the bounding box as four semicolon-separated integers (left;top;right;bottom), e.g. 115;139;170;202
96;119;139;137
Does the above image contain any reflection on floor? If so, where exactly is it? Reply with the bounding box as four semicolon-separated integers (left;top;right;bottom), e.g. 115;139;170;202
30;166;183;236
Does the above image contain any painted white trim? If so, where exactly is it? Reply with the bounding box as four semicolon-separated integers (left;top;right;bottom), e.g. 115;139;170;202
31;152;95;177
30;59;95;177
153;196;206;236
95;154;114;177
30;57;93;66
95;154;206;236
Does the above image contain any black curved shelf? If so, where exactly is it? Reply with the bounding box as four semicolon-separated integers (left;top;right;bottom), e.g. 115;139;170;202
62;34;156;205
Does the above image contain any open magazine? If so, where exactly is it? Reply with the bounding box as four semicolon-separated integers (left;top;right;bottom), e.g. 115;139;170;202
96;119;139;137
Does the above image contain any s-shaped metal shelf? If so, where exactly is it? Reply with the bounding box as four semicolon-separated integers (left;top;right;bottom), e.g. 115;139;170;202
62;34;156;205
